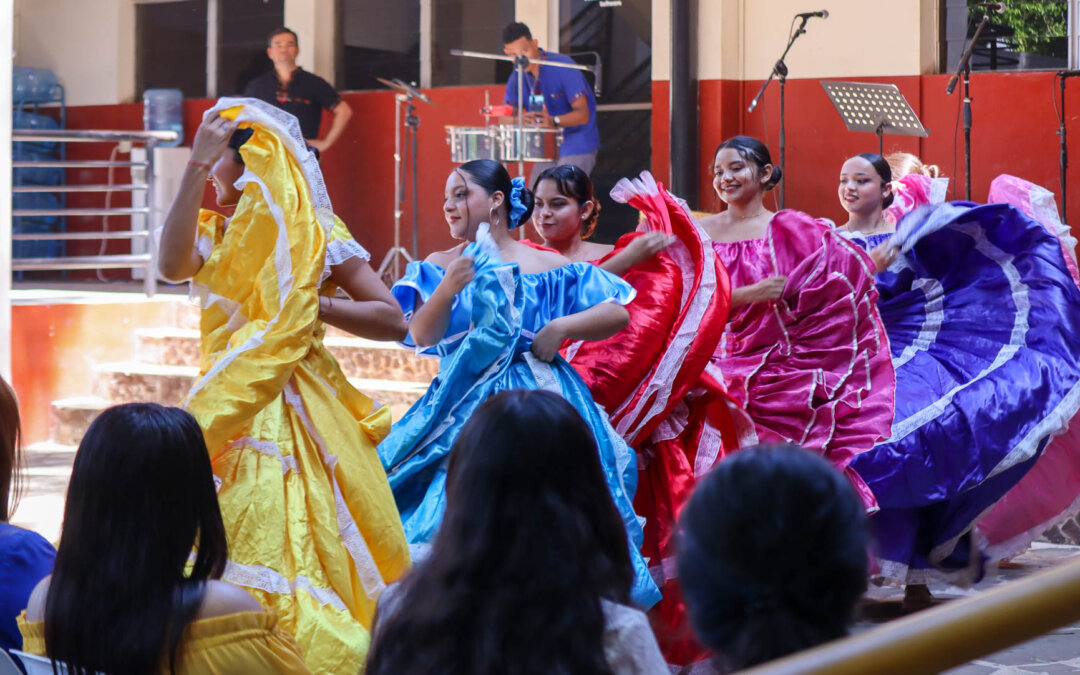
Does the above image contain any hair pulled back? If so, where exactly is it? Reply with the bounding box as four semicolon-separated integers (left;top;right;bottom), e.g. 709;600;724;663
886;151;941;179
533;164;602;239
45;403;228;675
458;159;535;229
855;152;895;209
678;444;868;672
367;389;633;675
716;136;783;191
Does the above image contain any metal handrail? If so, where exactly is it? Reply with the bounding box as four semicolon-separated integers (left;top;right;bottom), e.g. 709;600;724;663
11;128;179;296
739;556;1080;675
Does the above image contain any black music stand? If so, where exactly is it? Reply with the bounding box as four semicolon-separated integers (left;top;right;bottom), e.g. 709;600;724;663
821;81;928;156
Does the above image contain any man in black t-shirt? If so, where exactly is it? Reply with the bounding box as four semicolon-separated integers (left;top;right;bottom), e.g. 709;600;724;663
244;27;353;153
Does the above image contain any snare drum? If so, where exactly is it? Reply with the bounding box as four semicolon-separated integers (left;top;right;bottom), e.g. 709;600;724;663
445;126;498;163
497;125;563;163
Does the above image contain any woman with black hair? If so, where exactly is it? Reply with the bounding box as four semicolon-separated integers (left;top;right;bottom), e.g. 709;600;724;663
18;403;310;674
832;153;1080;608
369;390;667;675
678;444;869;672
378;159;661;609
157;98;410;673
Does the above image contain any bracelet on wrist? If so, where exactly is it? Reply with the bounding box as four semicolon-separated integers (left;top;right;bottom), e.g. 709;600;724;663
187;160;213;172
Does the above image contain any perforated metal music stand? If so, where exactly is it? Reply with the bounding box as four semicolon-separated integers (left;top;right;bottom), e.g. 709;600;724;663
821;81;928;155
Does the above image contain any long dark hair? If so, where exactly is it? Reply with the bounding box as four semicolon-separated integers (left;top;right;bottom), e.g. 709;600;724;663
45;403;228;675
533;164;602;238
457;159;536;229
367;389;633;675
715;136;783;191
678;444;868;672
855;152;895;209
0;376;22;522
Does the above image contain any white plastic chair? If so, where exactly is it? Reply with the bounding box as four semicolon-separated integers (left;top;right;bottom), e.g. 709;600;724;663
10;650;70;675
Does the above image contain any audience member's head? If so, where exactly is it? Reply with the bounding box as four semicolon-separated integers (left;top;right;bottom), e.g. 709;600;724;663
0;376;21;522
678;444;869;672
45;403;227;674
367;389;633;675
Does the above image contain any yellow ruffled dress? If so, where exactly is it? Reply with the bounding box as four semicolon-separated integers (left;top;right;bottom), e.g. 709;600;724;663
183;100;410;673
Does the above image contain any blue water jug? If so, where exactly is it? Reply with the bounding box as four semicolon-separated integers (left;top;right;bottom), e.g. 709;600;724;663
143;88;184;147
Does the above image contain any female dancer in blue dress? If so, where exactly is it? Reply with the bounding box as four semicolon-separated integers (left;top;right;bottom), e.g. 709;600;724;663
835;153;1080;609
378;159;661;609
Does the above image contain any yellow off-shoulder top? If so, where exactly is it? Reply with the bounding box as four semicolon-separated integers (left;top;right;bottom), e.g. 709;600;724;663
17;610;311;674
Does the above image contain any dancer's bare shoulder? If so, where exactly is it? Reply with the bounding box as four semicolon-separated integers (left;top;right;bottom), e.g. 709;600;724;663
425;243;468;268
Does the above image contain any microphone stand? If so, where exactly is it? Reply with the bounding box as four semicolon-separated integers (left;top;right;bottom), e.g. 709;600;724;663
1056;71;1080;222
946;13;990;201
747;14;813;209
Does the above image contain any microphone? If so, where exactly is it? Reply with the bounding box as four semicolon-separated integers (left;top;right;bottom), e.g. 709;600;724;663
795;10;829;19
974;2;1005;12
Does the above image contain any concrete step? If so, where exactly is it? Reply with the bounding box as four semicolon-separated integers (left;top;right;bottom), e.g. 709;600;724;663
12;442;77;543
134;327;439;382
85;361;425;432
92;361;198;406
48;395;109;447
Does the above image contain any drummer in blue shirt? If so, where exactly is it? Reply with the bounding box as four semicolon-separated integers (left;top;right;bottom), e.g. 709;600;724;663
501;22;600;180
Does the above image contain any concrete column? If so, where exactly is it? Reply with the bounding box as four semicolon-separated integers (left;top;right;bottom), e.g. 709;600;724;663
0;0;12;380
515;0;552;49
285;0;336;84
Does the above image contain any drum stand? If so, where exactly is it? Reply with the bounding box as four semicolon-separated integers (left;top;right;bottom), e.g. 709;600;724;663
378;83;430;282
450;49;597;238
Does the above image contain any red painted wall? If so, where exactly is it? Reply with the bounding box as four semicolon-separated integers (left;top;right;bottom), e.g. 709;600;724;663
655;72;1080;230
56;71;1080;271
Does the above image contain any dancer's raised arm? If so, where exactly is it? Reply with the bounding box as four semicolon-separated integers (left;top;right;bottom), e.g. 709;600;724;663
159;114;237;282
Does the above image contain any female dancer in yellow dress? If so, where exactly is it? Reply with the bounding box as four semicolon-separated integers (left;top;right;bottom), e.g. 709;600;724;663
159;98;410;674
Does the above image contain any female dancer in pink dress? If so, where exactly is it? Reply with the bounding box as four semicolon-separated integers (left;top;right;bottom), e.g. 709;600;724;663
696;136;895;511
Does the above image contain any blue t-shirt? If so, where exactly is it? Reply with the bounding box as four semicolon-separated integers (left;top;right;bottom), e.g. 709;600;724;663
0;522;55;653
504;50;600;157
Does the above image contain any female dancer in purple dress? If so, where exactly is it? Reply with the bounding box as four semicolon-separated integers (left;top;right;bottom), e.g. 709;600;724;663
835;152;1080;610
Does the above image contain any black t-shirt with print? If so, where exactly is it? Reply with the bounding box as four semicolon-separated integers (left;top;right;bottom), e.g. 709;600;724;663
244;68;341;140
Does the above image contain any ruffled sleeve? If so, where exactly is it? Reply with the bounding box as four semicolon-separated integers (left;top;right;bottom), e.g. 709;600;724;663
321;216;371;285
391;261;469;355
533;262;636;322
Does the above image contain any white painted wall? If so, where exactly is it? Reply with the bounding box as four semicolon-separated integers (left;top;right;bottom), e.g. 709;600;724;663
14;0;136;106
515;0;555;50
285;0;336;87
655;0;939;81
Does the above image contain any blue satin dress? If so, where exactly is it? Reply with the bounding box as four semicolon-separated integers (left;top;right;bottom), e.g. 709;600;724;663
378;234;662;609
841;202;1080;584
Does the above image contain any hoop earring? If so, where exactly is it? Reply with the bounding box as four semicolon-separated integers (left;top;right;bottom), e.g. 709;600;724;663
488;206;499;228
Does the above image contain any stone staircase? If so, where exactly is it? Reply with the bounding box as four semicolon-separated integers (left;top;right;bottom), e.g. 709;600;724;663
18;303;436;542
44;311;437;451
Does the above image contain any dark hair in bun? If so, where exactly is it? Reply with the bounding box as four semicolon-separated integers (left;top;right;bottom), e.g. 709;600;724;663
856;152;894;209
533;164;602;239
458;159;535;229
678;444;868;672
716;136;782;191
227;127;254;165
